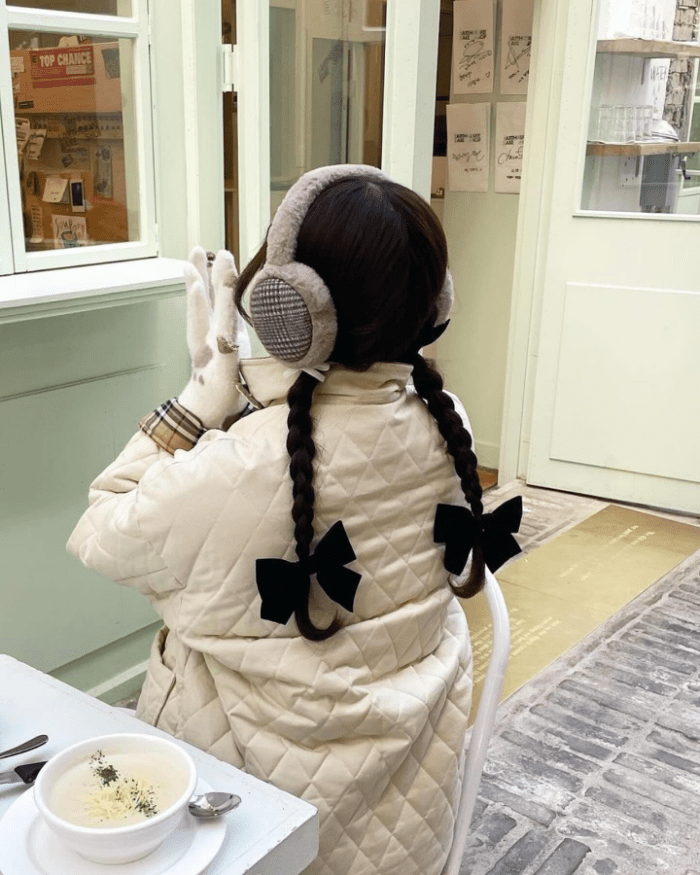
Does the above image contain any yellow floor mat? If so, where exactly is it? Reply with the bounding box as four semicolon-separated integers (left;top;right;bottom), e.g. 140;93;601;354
462;504;700;721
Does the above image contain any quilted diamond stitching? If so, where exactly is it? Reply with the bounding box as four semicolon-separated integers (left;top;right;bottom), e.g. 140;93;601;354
111;368;473;875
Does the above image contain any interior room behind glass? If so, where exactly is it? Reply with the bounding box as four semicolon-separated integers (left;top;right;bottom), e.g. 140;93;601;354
583;0;700;216
11;27;139;250
221;0;387;263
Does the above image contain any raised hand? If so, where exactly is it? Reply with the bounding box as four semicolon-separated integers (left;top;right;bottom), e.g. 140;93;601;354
178;247;252;429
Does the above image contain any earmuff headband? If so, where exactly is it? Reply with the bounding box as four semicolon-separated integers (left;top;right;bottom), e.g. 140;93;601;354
266;164;389;266
247;164;453;371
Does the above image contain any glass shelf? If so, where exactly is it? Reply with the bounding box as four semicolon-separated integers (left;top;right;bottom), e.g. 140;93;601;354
587;141;700;156
597;38;700;58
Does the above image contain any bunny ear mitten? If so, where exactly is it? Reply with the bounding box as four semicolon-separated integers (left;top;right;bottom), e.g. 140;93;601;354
177;246;252;430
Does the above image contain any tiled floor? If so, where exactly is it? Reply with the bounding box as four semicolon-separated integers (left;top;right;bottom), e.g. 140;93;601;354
462;491;700;875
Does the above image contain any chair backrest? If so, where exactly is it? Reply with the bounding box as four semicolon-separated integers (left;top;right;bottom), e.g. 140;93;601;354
441;567;511;875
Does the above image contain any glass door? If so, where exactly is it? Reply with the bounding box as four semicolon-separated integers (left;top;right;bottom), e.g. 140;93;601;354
268;0;386;217
222;0;387;269
224;0;439;270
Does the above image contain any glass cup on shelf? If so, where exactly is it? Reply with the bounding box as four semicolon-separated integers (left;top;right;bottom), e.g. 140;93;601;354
624;106;636;143
611;106;627;143
597;104;613;142
643;106;654;140
634;106;646;142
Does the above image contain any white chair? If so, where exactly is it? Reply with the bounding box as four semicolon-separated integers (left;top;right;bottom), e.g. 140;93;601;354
442;567;511;875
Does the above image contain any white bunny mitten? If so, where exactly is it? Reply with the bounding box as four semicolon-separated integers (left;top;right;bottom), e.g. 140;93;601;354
177;246;252;430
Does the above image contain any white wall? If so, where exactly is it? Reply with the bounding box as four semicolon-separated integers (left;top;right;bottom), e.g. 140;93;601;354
439;176;520;469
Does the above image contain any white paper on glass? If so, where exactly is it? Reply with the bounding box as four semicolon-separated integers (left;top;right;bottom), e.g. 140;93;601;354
447;103;490;192
15;117;30;153
42;176;69;203
495;102;526;193
452;0;495;95
52;214;88;248
30;204;44;244
500;0;534;95
26;128;47;161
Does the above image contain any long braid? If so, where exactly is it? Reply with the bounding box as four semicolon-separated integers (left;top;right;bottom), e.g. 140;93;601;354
411;353;486;598
286;372;342;640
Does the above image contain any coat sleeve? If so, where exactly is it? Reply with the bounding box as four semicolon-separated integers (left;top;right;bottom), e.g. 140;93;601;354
67;428;222;599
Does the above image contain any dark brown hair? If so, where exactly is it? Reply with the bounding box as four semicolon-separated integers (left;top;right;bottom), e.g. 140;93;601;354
236;176;484;640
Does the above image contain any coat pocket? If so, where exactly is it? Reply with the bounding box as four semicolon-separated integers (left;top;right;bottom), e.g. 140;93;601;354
135;626;176;728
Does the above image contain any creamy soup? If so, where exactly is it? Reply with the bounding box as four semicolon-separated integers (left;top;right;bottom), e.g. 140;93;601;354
48;749;185;828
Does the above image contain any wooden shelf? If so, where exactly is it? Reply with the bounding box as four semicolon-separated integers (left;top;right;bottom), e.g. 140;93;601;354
597;38;700;58
587;141;700;156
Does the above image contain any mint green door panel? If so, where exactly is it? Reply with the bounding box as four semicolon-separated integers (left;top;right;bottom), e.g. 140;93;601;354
0;298;190;677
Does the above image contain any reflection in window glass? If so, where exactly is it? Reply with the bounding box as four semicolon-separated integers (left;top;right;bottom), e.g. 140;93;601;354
269;0;387;216
582;0;700;216
10;31;139;251
10;0;131;15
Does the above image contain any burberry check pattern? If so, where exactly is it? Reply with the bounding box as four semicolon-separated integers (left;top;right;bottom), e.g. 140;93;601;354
249;278;313;361
139;399;207;454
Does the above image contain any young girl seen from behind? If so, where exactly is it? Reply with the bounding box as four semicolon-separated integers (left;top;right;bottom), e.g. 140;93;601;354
68;164;521;875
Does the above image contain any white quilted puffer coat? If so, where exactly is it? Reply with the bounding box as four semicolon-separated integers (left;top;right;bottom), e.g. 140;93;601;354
68;357;473;875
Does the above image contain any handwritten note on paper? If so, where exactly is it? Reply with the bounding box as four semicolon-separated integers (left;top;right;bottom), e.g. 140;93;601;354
447;103;490;193
452;0;494;95
501;0;534;95
42;176;69;204
495;102;526;193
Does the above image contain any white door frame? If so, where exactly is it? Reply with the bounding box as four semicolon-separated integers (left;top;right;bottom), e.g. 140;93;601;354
382;0;441;200
236;1;271;268
179;0;227;253
499;0;574;483
0;9;13;277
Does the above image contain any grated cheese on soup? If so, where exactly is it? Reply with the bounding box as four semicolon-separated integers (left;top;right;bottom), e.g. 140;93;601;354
48;749;185;828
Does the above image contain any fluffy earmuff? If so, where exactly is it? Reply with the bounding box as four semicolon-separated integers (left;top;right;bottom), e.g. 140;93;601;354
247;164;453;370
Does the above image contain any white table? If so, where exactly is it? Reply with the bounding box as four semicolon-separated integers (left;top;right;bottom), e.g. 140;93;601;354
0;655;318;874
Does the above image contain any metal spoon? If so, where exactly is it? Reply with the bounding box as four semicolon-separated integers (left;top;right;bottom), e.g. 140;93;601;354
188;792;241;818
0;735;49;761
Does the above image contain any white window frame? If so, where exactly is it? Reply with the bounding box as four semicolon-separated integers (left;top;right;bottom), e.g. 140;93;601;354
0;1;157;273
0;82;13;276
678;59;700;197
0;0;442;319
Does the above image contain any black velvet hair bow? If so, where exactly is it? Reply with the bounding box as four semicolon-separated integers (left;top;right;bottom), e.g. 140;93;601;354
256;521;362;625
434;496;523;575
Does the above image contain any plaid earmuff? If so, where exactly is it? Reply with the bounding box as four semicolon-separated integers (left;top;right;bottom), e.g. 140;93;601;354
246;164;454;371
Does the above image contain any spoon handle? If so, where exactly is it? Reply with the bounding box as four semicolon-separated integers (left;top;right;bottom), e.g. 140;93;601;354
0;734;49;760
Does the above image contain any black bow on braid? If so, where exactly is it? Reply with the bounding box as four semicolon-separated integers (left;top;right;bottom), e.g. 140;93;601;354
410;352;486;599
286;371;343;640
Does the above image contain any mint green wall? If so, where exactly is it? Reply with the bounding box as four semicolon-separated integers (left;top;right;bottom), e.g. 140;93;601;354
0;298;190;701
0;0;225;704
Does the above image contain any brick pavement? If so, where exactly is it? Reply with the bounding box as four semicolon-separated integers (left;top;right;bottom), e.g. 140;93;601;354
463;486;700;875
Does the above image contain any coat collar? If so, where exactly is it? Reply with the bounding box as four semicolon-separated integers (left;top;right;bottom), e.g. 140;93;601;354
238;357;413;408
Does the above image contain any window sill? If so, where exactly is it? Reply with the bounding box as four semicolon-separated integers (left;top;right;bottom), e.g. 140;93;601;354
0;257;186;325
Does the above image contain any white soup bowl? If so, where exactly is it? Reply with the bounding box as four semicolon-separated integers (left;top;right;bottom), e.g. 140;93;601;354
33;732;197;864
